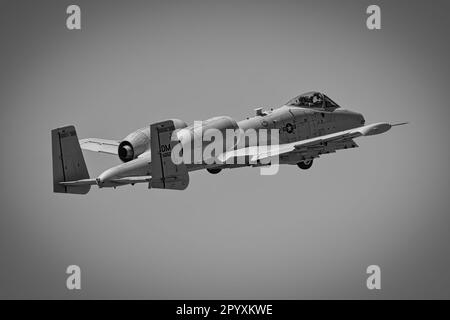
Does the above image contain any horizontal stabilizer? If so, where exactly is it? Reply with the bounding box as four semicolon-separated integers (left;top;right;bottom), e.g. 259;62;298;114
111;176;152;185
79;138;119;155
59;179;97;187
60;176;152;188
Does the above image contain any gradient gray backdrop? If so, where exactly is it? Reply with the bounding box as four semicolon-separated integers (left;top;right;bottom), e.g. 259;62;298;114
1;0;449;299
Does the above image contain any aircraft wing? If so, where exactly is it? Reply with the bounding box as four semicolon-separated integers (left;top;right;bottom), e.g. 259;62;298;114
218;122;407;163
79;138;120;155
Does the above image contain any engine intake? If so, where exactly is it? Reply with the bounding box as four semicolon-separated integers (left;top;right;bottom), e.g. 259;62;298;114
118;119;188;162
118;127;151;162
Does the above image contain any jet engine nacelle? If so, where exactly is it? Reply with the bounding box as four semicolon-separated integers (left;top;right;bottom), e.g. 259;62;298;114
118;119;187;162
175;116;240;163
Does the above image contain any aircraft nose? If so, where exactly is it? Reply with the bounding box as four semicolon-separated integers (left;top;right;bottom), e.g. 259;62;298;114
345;111;365;127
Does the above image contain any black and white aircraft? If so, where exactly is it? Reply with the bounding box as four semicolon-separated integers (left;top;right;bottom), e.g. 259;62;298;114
51;92;406;193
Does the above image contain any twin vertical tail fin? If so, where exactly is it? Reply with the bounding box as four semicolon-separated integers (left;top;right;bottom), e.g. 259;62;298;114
51;125;91;194
52;122;189;193
150;120;189;190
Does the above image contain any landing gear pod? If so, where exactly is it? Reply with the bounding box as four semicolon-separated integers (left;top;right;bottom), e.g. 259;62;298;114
297;159;313;170
207;168;222;174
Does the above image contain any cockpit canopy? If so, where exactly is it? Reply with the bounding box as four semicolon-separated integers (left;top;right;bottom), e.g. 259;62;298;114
285;92;340;110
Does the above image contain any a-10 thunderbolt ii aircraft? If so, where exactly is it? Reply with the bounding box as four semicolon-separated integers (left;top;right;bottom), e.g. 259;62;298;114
51;91;406;194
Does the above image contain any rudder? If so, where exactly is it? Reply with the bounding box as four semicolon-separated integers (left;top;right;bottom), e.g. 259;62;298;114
150;120;189;190
52;125;90;194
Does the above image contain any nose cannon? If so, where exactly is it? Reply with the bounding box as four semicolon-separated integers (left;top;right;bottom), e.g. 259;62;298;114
357;113;365;125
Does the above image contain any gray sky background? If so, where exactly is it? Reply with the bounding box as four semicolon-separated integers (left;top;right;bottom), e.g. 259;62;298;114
0;0;449;299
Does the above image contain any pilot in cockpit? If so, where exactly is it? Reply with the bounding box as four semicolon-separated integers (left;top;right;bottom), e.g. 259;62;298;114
286;92;329;108
311;93;323;108
286;92;341;110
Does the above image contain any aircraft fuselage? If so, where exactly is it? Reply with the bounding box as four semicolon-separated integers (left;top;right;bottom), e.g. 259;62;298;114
96;104;364;186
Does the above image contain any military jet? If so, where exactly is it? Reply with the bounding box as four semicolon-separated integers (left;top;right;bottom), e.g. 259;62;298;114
51;91;406;194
